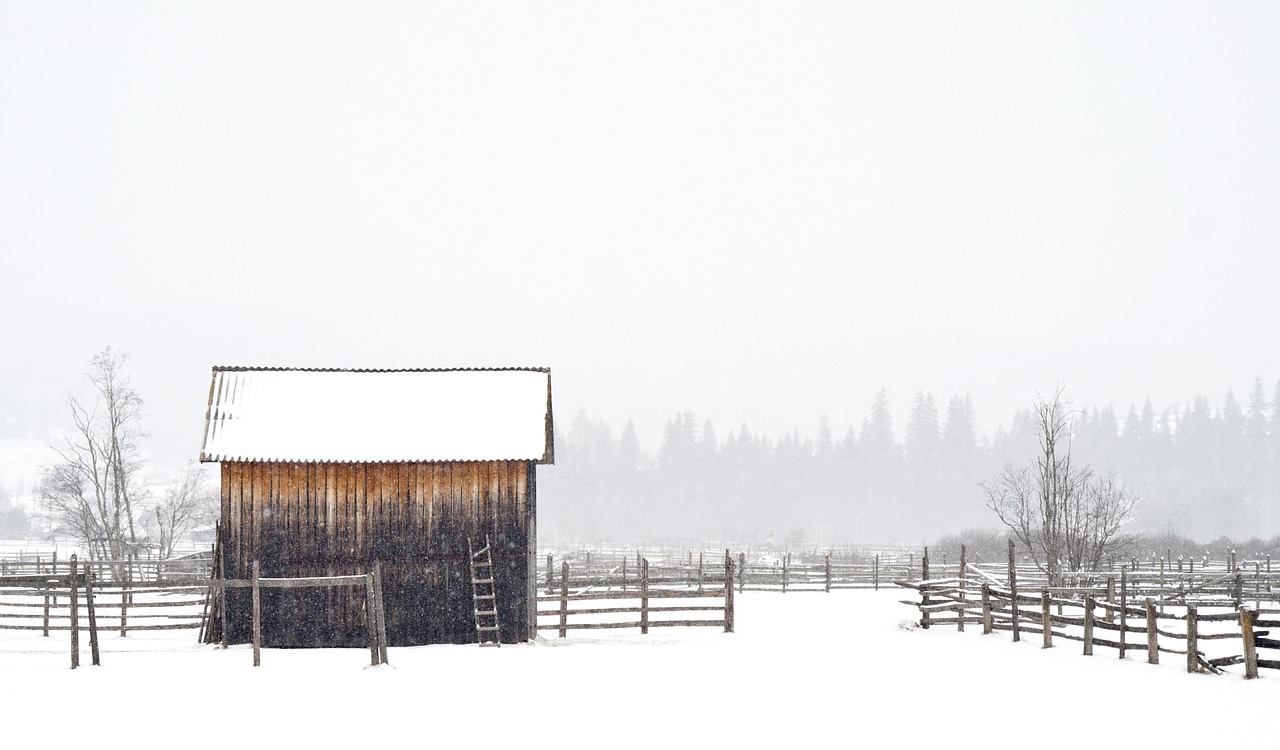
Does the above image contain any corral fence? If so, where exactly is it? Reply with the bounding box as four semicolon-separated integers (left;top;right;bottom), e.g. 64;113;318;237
0;554;211;642
536;553;735;637
898;542;1280;680
538;545;923;595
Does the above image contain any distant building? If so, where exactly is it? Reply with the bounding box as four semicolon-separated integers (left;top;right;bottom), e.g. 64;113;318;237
199;366;553;646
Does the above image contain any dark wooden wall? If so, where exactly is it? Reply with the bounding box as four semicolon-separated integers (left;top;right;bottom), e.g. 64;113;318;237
216;460;536;647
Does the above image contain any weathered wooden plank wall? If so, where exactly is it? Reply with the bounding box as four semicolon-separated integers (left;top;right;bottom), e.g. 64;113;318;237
217;460;534;647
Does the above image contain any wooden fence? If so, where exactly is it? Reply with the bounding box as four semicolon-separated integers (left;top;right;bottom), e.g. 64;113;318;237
539;549;917;595
536;555;734;636
898;544;1280;680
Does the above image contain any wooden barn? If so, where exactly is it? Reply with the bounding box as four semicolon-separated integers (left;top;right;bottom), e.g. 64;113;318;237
198;366;553;647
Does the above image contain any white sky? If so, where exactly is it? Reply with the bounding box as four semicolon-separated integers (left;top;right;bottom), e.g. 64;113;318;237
2;2;1279;471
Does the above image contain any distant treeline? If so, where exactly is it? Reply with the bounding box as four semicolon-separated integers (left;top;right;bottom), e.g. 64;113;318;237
539;380;1280;545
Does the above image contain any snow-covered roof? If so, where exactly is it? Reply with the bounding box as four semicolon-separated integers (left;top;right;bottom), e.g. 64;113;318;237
199;367;554;464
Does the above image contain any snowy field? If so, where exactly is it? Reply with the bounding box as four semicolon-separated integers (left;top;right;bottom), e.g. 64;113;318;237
1;589;1277;748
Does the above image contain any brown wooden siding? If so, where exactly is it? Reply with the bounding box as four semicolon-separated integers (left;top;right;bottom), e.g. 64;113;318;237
217;460;535;647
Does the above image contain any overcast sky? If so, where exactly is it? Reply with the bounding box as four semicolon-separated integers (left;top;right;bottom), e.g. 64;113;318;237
2;2;1279;474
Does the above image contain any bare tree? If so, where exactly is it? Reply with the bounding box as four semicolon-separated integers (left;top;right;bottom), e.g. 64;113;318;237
38;348;147;576
981;387;1138;583
152;462;217;559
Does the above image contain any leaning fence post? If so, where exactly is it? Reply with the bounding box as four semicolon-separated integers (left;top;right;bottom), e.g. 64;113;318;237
558;561;569;638
724;550;734;633
640;558;650;635
373;560;389;664
364;573;380;665
1041;588;1052;649
69;554;80;669
1242;607;1259;679
981;583;992;634
85;563;100;666
1186;605;1199;673
251;560;262;667
1145;599;1159;665
1083;594;1094;656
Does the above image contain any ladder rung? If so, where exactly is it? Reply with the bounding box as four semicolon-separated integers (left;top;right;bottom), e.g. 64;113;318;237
477;625;500;631
475;594;495;600
473;578;494;585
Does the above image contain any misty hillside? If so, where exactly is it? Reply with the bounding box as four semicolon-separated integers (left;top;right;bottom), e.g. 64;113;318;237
541;382;1280;545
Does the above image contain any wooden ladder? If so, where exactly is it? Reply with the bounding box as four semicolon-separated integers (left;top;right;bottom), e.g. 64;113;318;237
468;535;501;647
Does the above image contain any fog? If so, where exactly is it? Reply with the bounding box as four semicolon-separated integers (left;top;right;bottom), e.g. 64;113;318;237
2;4;1278;542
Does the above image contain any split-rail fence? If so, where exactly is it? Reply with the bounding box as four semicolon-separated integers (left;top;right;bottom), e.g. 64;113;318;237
898;543;1280;680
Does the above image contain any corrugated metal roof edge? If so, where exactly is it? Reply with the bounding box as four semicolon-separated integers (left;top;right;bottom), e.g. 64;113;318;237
198;454;553;465
210;365;551;374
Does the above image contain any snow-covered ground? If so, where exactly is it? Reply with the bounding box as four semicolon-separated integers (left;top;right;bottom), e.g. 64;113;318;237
1;589;1275;748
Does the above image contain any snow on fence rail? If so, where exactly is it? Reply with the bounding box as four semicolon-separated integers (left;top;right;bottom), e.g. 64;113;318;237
536;555;734;636
897;546;1280;680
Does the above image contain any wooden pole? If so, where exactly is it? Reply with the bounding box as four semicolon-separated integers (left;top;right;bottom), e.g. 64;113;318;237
364;573;380;666
921;547;931;630
1007;539;1019;643
1242;607;1259;679
874;553;880;591
1119;568;1128;659
738;552;746;593
69;554;80;669
1041;588;1052;648
558;561;569;638
251;560;261;667
373;560;389;664
824;552;832;594
1186;605;1199;673
724;550;734;633
546;554;553;595
640;558;650;635
958;544;967;632
781;553;789;594
42;589;50;637
1106;576;1115;624
1083;594;1094;656
85;562;100;666
981;584;992;635
1145;599;1158;665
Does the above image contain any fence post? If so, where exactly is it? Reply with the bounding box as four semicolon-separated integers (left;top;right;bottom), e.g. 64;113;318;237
373;560;389;664
958;544;967;632
42;588;50;637
1234;571;1243;610
1007;539;1019;643
981;583;992;634
364;573;380;665
724;550;734;633
1145;599;1158;665
1083;594;1094;656
621;556;628;592
1119;568;1128;659
251;560;262;667
874;553;880;591
1241;607;1259;679
1186;605;1199;673
558;561;569;638
738;552;746;593
1041;588;1052;649
921;547;931;630
781;553;789;594
825;552;831;594
546;555;553;594
85;563;100;666
69;554;80;669
640;558;650;635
